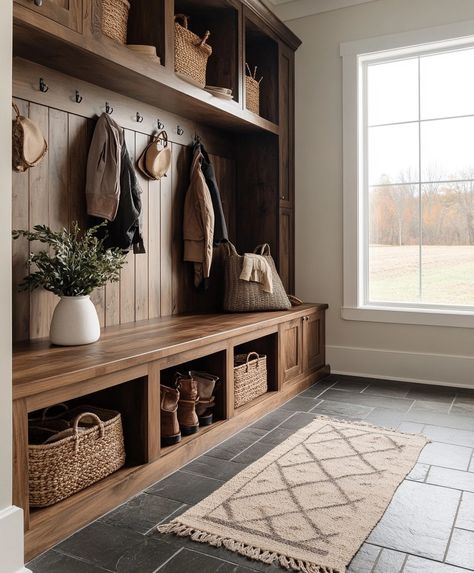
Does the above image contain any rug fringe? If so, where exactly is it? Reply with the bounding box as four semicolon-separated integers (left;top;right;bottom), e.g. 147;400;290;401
157;522;341;573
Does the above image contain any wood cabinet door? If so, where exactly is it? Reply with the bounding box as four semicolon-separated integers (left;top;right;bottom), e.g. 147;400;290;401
14;0;83;33
303;312;324;373
281;318;303;383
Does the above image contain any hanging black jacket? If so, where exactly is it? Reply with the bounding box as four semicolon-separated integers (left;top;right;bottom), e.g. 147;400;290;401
194;141;229;245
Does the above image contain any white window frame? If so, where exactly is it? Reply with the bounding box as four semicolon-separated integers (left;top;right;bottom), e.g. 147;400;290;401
341;20;474;329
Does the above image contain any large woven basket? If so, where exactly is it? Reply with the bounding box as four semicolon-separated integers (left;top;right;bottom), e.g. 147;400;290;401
246;75;260;115
102;0;130;44
174;14;212;88
28;406;126;507
234;352;268;408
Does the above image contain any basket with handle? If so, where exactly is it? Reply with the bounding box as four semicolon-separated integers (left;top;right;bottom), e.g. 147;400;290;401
28;406;126;507
245;63;262;115
102;0;130;44
174;14;212;88
234;352;268;408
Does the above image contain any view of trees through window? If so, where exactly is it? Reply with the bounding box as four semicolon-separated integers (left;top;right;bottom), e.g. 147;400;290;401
366;47;474;306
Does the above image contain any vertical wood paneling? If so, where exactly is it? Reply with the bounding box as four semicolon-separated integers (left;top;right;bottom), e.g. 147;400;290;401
134;132;149;321
12;98;30;342
11;99;236;341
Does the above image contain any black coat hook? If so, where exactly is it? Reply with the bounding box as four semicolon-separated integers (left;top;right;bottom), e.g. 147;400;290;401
105;102;113;115
157;119;165;130
136;112;144;123
177;125;184;136
39;78;48;93
34;0;43;6
75;90;83;104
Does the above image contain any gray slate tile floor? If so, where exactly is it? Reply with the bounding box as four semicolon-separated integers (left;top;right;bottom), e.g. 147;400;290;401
28;374;474;573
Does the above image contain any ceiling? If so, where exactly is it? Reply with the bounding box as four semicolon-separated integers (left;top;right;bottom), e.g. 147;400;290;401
264;0;379;21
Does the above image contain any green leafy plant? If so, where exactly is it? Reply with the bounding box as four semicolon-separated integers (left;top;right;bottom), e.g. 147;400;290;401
12;222;127;297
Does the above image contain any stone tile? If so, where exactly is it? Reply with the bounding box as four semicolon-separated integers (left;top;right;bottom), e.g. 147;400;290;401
100;493;184;534
406;386;457;404
250;409;293;431
28;550;110;573
397;421;425;434
418;443;472;471
347;543;381;572
404;411;474;432
205;428;267;460
427;466;474;493
446;529;474;570
231;441;275;464
298;383;334;398
364;407;405;429
56;522;149;571
406;463;430;482
156;547;265;573
319;389;413;412
423;425;474;448
411;400;453;414
309;399;373;420
331;378;371;392
404;555;473;573
114;538;182;572
362;381;411;398
456;492;474;531
183;456;248;481
373;548;406;573
258;426;294;445
279;412;318;431
470;456;474;473
451;400;474;416
368;481;460;560
280;396;320;412
147;470;224;504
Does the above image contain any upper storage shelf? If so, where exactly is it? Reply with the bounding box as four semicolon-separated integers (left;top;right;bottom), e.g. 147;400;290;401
12;0;300;134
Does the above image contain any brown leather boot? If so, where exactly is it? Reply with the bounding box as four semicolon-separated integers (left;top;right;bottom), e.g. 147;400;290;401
190;371;219;426
160;385;181;446
175;372;199;435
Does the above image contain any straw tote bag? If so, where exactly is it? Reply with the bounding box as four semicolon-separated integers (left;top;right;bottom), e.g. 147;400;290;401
223;241;291;312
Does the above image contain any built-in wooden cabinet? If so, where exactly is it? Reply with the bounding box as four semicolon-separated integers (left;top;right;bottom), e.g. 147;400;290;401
14;0;84;33
281;317;303;383
303;311;325;373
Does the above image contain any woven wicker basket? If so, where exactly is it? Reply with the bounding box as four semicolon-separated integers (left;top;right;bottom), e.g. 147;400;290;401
234;352;268;409
28;406;126;507
174;14;212;88
246;75;260;115
102;0;130;44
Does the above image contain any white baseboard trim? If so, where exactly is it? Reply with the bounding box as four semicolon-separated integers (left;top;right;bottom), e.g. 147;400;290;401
0;506;30;573
327;344;474;389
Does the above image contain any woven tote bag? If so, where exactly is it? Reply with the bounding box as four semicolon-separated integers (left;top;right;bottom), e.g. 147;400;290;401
223;241;291;312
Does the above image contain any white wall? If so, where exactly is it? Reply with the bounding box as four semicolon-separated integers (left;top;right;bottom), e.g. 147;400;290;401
288;0;474;387
0;2;28;572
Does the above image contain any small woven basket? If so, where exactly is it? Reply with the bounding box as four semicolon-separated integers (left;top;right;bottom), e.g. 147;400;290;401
102;0;130;44
234;352;268;409
174;14;212;88
245;75;260;115
28;406;126;507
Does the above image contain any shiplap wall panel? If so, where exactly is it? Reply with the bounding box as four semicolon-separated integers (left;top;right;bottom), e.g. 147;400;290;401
12;71;236;341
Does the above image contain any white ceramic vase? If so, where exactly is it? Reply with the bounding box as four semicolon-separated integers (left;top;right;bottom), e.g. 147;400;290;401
50;295;100;346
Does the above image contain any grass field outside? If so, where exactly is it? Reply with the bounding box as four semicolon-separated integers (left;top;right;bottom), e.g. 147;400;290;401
369;245;474;306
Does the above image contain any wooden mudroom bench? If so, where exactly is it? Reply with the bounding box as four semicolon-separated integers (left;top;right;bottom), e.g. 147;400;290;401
13;303;329;560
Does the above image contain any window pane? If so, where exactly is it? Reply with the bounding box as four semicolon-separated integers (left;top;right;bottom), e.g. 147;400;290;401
421;116;474;181
367;58;418;125
368;123;419;185
421;182;474;306
421;48;474;120
368;185;420;303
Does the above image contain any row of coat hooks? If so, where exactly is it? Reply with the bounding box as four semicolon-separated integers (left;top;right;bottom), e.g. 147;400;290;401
38;77;185;136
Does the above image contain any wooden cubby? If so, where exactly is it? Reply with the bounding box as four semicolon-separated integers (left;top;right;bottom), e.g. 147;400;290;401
234;332;279;394
127;0;168;66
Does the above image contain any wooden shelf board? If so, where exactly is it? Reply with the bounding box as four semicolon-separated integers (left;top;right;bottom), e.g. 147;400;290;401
234;390;279;414
160;419;226;457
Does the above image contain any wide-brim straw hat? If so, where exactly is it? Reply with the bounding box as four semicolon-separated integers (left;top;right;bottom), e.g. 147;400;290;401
12;102;48;172
137;131;171;180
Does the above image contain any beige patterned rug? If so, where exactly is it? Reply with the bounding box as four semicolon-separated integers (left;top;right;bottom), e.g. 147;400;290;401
158;416;428;573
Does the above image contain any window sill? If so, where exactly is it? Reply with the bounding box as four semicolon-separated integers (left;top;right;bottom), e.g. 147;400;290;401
341;306;474;328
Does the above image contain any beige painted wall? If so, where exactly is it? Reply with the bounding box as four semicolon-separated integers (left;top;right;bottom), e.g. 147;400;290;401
288;0;474;385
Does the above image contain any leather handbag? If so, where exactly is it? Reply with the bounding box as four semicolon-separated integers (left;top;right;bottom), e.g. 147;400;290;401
223;241;291;312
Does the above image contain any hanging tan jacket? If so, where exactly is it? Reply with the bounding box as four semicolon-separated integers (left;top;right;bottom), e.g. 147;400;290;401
183;147;215;288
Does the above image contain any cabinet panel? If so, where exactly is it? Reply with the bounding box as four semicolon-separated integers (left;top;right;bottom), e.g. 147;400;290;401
303;312;325;373
279;207;294;294
281;318;303;383
279;43;294;206
15;0;83;33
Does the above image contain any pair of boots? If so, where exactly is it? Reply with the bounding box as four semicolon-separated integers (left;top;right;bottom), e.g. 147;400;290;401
160;371;218;446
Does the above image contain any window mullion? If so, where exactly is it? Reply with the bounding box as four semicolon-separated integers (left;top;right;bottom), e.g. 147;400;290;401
417;55;423;302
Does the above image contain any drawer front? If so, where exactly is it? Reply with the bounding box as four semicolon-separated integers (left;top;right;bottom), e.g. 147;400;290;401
303;311;324;373
281;317;303;383
15;0;83;33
